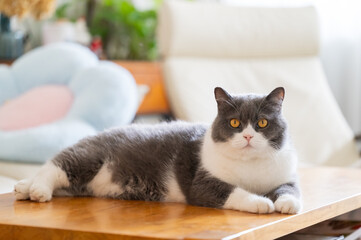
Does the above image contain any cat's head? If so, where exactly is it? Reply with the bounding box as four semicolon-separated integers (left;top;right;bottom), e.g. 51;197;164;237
211;87;287;158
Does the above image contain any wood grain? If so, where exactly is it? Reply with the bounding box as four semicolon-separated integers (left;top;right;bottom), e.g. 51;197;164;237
114;61;170;115
1;167;361;239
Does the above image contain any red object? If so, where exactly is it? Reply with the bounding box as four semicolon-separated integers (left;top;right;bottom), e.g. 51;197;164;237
90;37;103;57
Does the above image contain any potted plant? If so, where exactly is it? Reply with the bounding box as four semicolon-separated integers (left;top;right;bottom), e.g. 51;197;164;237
88;0;161;60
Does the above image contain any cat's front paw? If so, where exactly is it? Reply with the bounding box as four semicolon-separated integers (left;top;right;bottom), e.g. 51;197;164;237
275;194;301;214
29;184;52;202
246;195;275;214
14;179;32;200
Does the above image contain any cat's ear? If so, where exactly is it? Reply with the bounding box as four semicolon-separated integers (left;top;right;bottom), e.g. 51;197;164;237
214;87;233;109
266;87;285;108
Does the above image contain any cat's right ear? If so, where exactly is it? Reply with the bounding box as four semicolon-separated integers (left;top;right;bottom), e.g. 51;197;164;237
214;87;232;110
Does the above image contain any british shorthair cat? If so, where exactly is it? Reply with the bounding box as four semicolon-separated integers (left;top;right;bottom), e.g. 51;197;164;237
14;87;301;214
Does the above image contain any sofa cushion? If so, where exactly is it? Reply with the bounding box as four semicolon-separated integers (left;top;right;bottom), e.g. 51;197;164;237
0;85;73;131
158;1;319;59
0;43;138;163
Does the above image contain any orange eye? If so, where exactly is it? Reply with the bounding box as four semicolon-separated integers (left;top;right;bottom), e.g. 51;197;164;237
258;119;268;128
230;119;240;128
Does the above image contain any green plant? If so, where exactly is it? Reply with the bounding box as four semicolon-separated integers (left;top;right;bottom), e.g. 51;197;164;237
89;0;161;60
53;0;88;22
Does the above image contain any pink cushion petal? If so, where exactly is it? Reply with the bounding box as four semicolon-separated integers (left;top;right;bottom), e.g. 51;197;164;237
0;85;73;131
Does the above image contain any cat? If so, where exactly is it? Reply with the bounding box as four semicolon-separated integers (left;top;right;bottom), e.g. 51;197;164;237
14;87;301;214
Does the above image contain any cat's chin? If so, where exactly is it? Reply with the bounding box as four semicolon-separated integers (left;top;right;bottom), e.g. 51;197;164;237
239;146;258;154
237;145;272;159
242;144;253;149
237;142;260;151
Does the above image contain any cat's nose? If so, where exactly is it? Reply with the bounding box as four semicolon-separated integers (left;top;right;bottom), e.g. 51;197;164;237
243;135;253;142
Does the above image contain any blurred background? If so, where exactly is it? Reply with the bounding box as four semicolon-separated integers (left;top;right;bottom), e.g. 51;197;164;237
1;0;360;133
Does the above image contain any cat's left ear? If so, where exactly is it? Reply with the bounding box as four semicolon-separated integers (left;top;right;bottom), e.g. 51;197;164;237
214;87;233;110
266;87;285;108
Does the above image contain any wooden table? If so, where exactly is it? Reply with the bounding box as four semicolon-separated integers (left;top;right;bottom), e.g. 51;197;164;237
1;167;361;240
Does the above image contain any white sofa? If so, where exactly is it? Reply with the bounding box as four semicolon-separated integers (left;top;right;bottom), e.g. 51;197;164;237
158;0;359;167
0;176;17;194
0;162;41;193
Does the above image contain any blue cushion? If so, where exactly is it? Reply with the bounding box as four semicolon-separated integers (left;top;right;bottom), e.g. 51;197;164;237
0;43;138;163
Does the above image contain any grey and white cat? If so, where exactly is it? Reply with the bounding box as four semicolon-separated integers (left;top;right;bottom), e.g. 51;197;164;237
14;87;301;214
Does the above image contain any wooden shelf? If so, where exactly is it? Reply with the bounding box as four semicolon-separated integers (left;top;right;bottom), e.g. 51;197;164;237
0;60;13;65
1;167;361;239
114;61;170;115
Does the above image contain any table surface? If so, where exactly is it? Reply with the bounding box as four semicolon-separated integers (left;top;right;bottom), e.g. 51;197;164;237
1;167;361;240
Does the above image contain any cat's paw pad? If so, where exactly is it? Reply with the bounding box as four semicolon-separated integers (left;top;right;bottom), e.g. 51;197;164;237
275;194;301;214
29;184;52;202
247;196;275;214
14;179;32;200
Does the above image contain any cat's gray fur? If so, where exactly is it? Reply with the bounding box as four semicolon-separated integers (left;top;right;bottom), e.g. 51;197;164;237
53;122;235;207
54;122;207;201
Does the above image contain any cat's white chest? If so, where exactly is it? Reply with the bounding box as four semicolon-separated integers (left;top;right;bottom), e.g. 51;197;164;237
232;157;295;194
201;131;297;195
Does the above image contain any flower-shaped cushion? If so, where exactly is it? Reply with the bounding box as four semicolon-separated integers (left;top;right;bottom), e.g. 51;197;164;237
0;43;138;163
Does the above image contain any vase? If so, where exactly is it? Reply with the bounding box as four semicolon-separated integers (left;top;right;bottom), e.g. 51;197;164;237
0;13;25;60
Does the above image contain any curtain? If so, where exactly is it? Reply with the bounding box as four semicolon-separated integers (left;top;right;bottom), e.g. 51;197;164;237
315;0;361;134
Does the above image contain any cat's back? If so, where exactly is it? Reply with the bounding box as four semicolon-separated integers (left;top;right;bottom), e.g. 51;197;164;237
87;121;208;157
106;121;207;143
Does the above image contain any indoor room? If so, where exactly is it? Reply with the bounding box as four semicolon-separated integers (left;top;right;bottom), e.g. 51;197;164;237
0;0;361;239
